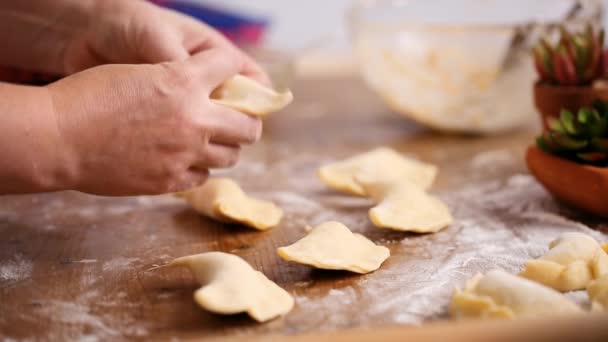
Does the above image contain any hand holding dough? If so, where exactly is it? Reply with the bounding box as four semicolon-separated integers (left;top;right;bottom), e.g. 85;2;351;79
170;252;294;322
519;232;608;291
449;270;582;319
211;75;293;117
356;176;453;233
177;178;282;230
277;221;390;274
587;275;608;311
318;147;437;196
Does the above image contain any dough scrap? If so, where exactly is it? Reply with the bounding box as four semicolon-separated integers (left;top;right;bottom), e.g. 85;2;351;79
170;252;294;322
449;270;582;319
177;178;282;230
356;176;452;233
211;75;293;117
519;232;608;291
277;221;390;274
318;147;438;196
587;274;608;311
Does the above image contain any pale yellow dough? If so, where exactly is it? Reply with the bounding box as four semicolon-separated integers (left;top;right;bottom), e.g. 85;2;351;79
277;221;390;274
170;252;294;322
211;75;293;117
318;147;437;196
356;176;452;233
519;232;608;291
449;270;582;319
177;178;282;230
587;274;608;311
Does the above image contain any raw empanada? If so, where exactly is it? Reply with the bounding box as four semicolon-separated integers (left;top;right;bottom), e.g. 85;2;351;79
519;232;608;291
177;178;282;230
277;221;390;274
587;274;608;311
170;252;294;322
318;147;437;196
356;176;452;233
449;270;582;319
211;75;293;117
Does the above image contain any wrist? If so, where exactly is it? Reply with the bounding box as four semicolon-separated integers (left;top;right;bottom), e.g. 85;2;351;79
29;86;80;192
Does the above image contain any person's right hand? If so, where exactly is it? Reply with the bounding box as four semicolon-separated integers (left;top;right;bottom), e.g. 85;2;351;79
47;49;261;196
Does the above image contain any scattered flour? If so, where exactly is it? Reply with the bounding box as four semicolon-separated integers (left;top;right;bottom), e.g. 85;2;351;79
102;257;139;272
0;254;33;283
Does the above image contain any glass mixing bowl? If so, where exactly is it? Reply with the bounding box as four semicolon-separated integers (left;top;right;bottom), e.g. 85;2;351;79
349;0;603;133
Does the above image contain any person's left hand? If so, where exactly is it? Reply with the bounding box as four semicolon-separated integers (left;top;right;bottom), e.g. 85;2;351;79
62;0;270;84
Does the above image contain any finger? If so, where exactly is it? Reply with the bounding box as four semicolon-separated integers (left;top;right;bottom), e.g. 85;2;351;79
139;28;190;63
241;60;272;86
194;104;262;145
195;143;241;169
183;24;272;86
169;168;210;193
184;49;244;91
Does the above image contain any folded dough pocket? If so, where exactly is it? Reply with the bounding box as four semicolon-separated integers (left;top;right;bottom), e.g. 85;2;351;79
277;221;390;274
318;147;437;196
355;176;453;233
170;252;294;322
449;270;582;319
519;232;608;291
211;75;293;117
177;178;283;230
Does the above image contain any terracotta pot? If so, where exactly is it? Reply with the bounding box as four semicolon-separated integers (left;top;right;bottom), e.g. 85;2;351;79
533;81;608;130
526;145;608;217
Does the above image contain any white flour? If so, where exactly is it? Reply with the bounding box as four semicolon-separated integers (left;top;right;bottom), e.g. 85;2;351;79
0;254;32;283
288;174;607;330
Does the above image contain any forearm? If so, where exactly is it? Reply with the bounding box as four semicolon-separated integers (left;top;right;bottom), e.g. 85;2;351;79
0;82;75;194
0;0;96;74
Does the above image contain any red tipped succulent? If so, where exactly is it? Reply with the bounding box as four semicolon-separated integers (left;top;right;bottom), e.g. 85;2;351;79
534;25;606;86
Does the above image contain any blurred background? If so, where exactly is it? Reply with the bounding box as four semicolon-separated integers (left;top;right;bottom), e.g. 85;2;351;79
154;0;608;74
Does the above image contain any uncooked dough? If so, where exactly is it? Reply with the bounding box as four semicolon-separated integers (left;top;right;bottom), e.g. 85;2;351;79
587;274;608;311
170;252;294;322
277;221;390;274
449;270;582;319
356;176;452;233
211;75;293;117
519;232;608;291
318;147;437;196
177;178;282;230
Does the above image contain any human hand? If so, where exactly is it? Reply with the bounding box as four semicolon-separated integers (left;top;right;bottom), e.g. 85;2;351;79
48;49;261;196
63;0;270;84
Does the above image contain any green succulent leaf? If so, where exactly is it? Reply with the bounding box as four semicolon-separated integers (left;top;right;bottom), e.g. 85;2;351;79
547;117;566;133
560;110;579;135
549;132;588;150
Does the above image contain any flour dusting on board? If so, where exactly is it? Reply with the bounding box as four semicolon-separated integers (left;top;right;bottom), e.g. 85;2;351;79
0;254;33;283
289;174;606;329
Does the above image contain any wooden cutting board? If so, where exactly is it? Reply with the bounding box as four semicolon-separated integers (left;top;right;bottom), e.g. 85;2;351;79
1;76;607;341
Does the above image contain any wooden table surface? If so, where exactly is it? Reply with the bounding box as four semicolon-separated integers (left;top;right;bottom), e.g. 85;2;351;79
1;77;607;341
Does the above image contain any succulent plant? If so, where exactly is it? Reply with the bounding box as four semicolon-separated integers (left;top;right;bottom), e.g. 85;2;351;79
534;24;605;86
537;100;608;166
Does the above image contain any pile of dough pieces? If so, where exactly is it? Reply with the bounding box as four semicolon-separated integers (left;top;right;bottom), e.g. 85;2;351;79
173;145;452;322
450;232;608;319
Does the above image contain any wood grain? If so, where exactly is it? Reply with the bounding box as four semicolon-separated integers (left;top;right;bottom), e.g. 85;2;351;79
1;77;607;341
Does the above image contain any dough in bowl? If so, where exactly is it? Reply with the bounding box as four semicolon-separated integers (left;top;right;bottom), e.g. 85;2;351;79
450;270;582;319
318;147;437;196
177;178;282;230
211;75;293;117
170;252;294;322
277;221;390;274
519;232;608;291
